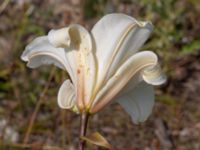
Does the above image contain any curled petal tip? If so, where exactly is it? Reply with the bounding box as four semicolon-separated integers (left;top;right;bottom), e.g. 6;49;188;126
21;45;33;62
48;28;71;48
142;64;167;85
20;52;28;62
137;21;153;30
57;80;76;109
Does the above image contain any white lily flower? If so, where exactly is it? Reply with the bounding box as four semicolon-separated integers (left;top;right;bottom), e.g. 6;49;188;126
21;13;166;124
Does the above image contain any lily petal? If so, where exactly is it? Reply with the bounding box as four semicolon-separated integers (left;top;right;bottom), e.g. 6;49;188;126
48;25;96;110
58;80;76;109
21;36;77;85
21;36;66;69
48;28;71;48
116;81;154;124
142;64;167;85
119;64;166;96
21;36;67;69
91;13;153;91
90;51;158;113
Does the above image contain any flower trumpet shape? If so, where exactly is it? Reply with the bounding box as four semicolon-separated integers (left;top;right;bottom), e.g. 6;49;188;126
21;13;166;124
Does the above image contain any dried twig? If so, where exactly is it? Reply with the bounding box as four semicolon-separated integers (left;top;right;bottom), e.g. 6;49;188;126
155;118;174;150
23;68;55;144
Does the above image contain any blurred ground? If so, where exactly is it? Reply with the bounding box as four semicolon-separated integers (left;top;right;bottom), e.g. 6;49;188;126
0;0;200;150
